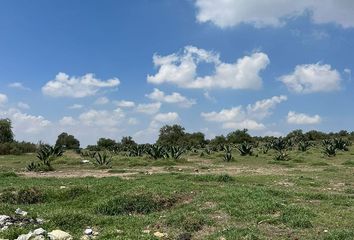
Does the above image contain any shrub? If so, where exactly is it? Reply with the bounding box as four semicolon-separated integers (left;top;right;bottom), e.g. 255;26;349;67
0;187;43;204
95;194;177;215
93;151;112;167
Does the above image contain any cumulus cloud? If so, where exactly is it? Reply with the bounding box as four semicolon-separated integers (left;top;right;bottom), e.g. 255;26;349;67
195;0;354;28
146;88;196;108
94;97;109;105
201;95;287;130
8;82;31;91
114;100;136;108
0;94;8;106
17;102;30;109
287;111;322;124
135;102;161;114
79;108;125;129
279;63;341;93
147;46;269;90
59;116;77;126
0;108;51;135
42;72;120;98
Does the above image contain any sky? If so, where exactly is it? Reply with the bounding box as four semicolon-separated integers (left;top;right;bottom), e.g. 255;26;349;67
0;0;354;146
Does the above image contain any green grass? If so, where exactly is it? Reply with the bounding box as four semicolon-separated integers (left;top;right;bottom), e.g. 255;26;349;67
0;147;353;239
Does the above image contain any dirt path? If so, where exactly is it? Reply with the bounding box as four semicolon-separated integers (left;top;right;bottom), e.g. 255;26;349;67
17;164;319;178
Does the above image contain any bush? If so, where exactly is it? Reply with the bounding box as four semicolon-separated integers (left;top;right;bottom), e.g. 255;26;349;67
0;141;36;155
0;187;43;204
96;194;177;215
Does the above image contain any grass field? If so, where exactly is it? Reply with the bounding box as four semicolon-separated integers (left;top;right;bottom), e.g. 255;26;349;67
0;147;354;239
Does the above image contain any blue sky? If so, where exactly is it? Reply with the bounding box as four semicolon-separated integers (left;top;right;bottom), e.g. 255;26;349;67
0;0;354;146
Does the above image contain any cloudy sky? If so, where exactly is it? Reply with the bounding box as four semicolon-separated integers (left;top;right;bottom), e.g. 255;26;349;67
1;0;354;146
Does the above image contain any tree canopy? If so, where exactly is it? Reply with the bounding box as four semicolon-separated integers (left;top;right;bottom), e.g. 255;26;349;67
0;118;14;143
55;132;80;149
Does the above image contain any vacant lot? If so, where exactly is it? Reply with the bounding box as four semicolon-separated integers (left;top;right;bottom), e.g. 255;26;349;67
0;147;354;239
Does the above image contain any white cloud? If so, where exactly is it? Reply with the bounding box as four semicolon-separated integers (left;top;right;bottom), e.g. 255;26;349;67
127;117;139;125
59;116;77;126
17;102;30;109
68;104;83;109
94;97;109;105
287;111;322;124
201;95;286;130
8;82;31;91
0;94;8;106
0;108;51;135
279;63;341;93
195;0;354;28
136;102;161;114
79;108;125;129
153;112;179;123
146;88;196;107
114;100;136;108
246;95;287;119
147;46;269;90
42;72;120;98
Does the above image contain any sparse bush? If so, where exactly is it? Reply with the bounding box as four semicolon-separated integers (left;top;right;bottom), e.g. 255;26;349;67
96;194;177;215
0;187;43;204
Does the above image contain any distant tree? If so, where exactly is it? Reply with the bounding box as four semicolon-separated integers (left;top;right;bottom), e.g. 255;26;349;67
209;135;227;147
97;138;116;150
304;130;327;141
156;124;186;146
55;132;80;149
184;132;206;147
121;136;136;149
0;118;14;143
338;130;349;137
286;129;306;143
227;129;253;144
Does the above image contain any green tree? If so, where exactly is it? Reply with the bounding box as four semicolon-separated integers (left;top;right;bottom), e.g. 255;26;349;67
184;132;206;147
97;138;117;150
209;135;227;147
121;136;136;149
227;129;253;144
0;118;14;143
156;124;186;146
55;132;80;149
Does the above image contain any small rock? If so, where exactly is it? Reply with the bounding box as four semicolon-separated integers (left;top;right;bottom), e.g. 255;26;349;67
0;226;8;232
92;231;99;236
48;230;73;240
0;215;10;225
116;230;123;234
15;232;32;240
33;228;46;236
59;186;67;189
153;232;167;238
84;228;93;235
36;218;44;224
15;208;28;216
81;160;90;164
142;230;150;234
324;230;329;233
32;236;45;240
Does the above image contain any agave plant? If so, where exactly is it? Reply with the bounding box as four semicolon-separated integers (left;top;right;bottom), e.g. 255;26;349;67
129;145;145;157
26;162;41;172
94;151;112;166
298;141;311;152
223;145;233;162
166;146;185;160
333;138;349;151
146;145;166;159
236;142;253;156
323;143;336;157
270;138;290;161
